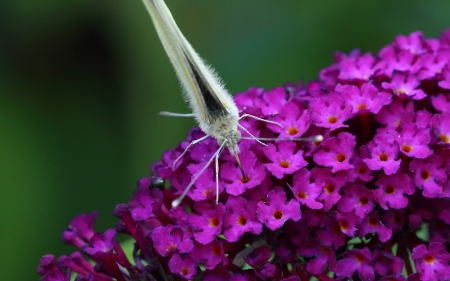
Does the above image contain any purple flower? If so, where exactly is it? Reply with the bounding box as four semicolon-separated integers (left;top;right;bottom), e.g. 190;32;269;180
187;201;226;244
379;45;418;77
411;243;450;281
312;167;348;211
220;150;266;196
255;86;288;116
190;241;227;270
375;97;414;128
382;72;426;100
338;52;384;81
274;236;297;263
168;253;198;280
359;213;393;242
335;247;374;280
81;229;115;256
431;93;450;113
61;212;98;248
438;65;450;89
396;121;433;159
297;239;337;274
150;225;193;256
337;181;375;218
203;268;231;281
373;250;404;276
375;172;416;210
185;163;221;202
223;196;262;242
431;112;450;145
266;101;311;138
315;217;347;249
410;155;447;198
416;48;450;80
395;31;428;54
289;168;323;209
263;141;307;179
39;268;71;281
363;132;401;175
335;82;391;115
313;132;356;172
129;183;163;221
381;209;406;231
243;246;271;268
334;211;361;237
348;145;374;182
234;87;263;111
310;91;352;131
257;187;301;231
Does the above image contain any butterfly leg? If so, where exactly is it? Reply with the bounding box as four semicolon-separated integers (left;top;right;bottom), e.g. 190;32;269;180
172;135;209;170
237;123;268;147
239;113;283;128
215;144;227;203
172;140;226;207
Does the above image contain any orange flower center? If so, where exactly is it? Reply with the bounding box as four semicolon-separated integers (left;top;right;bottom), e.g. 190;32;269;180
402;144;413;153
167;244;177;252
425;255;436;264
280;160;290;168
359;196;369;205
336;153;346;162
357;165;367;174
379;153;389;161
327;116;338;124
209;217;219;227
394;88;406;95
273;210;284;220
181;267;190;276
357;104;367;110
204;189;214;197
287;126;298;135
355;253;365;263
237;216;247;226
440;133;450;143
368;217;378;227
385;185;395;195
340;220;349;231
297;191;307;199
421;170;431;180
324;183;335;194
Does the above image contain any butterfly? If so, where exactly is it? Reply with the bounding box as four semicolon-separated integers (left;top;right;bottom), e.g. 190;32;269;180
141;0;321;206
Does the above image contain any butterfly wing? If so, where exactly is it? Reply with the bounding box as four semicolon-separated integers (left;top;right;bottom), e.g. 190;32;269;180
142;0;237;126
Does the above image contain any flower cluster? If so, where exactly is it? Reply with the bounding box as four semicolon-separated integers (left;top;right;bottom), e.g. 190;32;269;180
38;29;450;281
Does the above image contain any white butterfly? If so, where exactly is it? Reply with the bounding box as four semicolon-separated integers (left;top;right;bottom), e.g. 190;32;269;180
141;0;321;207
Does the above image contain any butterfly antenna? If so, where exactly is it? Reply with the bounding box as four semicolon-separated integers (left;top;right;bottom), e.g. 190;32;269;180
242;135;324;142
159;111;195;117
172;140;227;207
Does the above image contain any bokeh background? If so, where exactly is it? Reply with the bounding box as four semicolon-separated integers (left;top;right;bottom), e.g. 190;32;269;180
1;0;449;279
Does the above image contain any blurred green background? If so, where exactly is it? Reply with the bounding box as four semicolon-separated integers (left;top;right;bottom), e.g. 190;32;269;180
1;0;449;279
